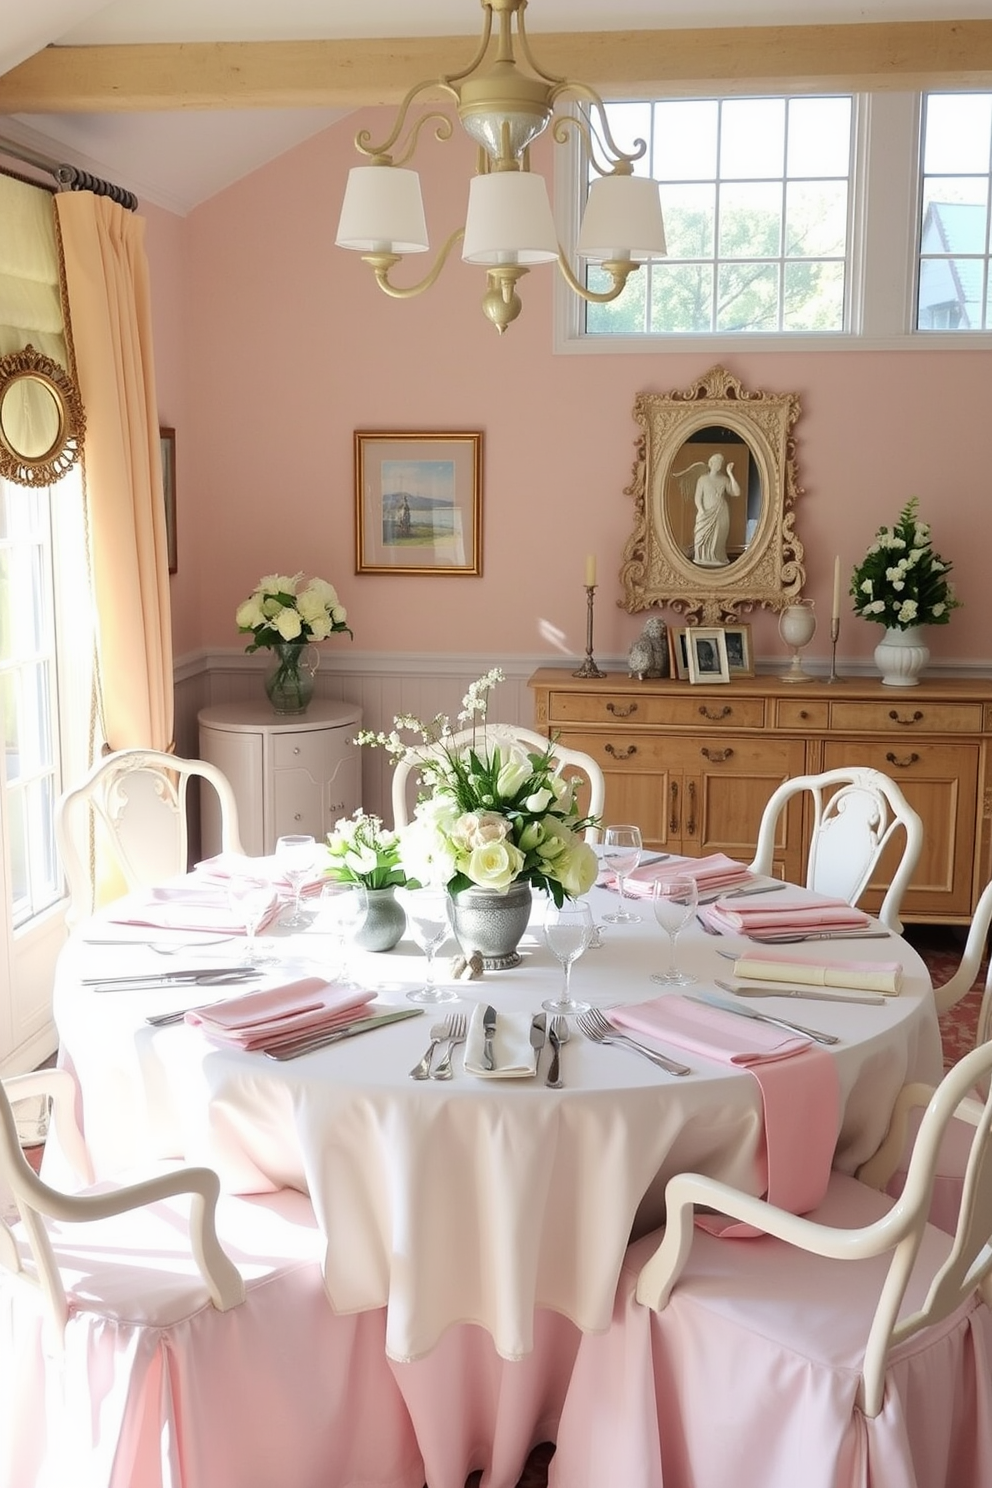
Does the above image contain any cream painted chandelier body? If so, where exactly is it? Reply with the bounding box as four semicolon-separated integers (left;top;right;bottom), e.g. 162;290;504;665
334;0;666;334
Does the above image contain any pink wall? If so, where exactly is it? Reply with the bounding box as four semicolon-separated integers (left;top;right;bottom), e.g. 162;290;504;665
143;109;990;670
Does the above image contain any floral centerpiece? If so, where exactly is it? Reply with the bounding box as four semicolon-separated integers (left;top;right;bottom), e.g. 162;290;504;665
236;572;351;714
324;810;417;891
849;498;961;630
356;669;600;909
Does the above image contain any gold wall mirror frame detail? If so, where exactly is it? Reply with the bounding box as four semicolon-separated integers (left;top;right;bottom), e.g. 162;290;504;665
0;343;86;487
620;365;805;625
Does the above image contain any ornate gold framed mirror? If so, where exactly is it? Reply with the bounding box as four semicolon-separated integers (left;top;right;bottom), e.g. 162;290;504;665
620;365;805;624
0;343;86;486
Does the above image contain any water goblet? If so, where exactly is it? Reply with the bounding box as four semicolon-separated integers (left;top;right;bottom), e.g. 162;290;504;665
318;881;368;987
397;886;458;1005
227;875;277;965
651;874;699;986
542;897;594;1016
600;824;643;924
275;833;317;927
778;600;817;683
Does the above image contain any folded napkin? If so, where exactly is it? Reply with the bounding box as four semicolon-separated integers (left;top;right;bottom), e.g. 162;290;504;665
464;1005;538;1079
609;994;840;1234
184;976;376;1049
194;852;325;899
701;888;871;936
106;882;280;935
733;952;904;995
611;852;751;899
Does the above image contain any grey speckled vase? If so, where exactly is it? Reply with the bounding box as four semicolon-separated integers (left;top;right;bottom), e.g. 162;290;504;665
353;886;406;952
447;881;534;971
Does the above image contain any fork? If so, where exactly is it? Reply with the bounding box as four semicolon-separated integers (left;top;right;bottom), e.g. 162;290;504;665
431;1012;468;1081
546;1014;569;1088
409;1017;453;1080
578;1008;692;1077
150;936;237;956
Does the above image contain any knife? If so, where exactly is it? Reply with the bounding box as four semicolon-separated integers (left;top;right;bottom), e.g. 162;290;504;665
263;1007;423;1060
86;968;262;992
714;978;886;1008
482;1004;498;1072
686;991;840;1046
529;1012;547;1074
82;966;259;985
697;883;785;905
746;930;891;944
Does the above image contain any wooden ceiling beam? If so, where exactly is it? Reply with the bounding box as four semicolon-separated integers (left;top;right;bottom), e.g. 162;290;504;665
1;21;991;113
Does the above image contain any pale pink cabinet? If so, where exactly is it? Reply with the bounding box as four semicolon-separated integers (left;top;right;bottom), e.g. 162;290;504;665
198;700;362;857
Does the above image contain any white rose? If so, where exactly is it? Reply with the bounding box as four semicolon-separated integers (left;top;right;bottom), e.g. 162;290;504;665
308;614;332;640
273;607;304;640
552;840;599;897
296;589;329;622
451;811;510;852
306;578;338;607
331;606;348;624
259;573;298;596
463;840;525;891
236;597;266;629
897;599;918;623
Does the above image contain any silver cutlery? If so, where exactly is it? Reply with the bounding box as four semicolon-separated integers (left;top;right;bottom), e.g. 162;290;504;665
696;913;721;935
546;1015;569;1088
697;883;786;905
686;991;839;1046
714;977;886;1008
88;968;262;992
149;936;238;956
746;930;891;944
263;1007;424;1060
431;1012;467;1080
83;966;259;986
530;1012;547;1075
482;1004;498;1072
409;1018;450;1081
578;1008;692;1076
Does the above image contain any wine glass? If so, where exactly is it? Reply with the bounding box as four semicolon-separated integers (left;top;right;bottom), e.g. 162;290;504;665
542;898;594;1016
651;875;699;986
778;601;817;683
600;824;643;924
227;875;277;965
397;886;457;1005
318;881;368;987
275;834;317;927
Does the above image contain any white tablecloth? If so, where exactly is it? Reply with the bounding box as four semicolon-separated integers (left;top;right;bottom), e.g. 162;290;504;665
53;880;942;1361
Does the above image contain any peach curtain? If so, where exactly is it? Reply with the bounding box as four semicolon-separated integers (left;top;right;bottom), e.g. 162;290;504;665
54;192;173;752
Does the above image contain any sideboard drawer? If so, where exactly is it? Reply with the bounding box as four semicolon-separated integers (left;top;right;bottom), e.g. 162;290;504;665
775;699;830;730
549;691;765;729
827;701;983;734
561;731;671;772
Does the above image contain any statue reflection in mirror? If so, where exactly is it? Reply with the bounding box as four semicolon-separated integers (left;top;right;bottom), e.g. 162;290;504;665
666;433;754;570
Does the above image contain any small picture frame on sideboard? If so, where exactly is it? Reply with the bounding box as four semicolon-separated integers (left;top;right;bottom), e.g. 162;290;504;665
668;626;690;680
722;623;754;677
687;627;731;685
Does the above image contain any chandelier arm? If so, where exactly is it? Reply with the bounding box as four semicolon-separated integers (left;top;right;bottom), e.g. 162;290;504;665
550;84;649;171
355;84;459;163
362;230;466;300
439;5;495;88
555;250;641;304
514;5;566;86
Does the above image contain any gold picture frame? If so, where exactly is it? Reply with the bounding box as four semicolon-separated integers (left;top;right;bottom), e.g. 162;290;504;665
722;622;754;676
160;426;177;575
355;430;483;575
687;627;731;685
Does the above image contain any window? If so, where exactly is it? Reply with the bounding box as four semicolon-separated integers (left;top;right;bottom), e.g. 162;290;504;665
582;95;855;336
917;93;992;332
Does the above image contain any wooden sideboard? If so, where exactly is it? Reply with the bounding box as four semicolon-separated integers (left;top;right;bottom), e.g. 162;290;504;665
529;668;992;925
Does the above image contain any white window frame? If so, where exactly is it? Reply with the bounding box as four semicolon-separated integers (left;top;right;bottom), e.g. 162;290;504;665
554;91;992;355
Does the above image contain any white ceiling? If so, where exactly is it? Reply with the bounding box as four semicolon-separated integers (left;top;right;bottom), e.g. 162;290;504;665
0;0;983;215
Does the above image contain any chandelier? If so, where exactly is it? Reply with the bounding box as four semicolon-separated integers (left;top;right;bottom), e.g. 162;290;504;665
334;0;666;335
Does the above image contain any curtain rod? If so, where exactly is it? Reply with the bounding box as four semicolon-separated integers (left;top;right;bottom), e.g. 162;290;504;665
0;135;137;211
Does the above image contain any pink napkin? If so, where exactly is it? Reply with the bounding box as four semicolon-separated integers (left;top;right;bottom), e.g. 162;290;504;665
609;995;840;1234
184;977;376;1049
194;852;326;899
610;853;751;899
701;888;871;936
732;951;904;995
106;882;281;934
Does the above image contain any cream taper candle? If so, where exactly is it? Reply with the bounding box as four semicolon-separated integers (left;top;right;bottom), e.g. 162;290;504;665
585;554;597;587
832;555;842;624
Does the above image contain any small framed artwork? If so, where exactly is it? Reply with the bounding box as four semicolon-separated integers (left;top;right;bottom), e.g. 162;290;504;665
160;426;177;575
722;623;754;677
687;627;731;685
355;430;483;575
668;626;690;680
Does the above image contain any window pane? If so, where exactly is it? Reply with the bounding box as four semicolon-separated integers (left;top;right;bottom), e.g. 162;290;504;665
650;262;714;333
593;100;653;170
924;95;992;174
719;182;783;258
584;264;647;334
783;260;845;330
918;93;992;331
654;100;718;180
720;99;785;179
661;183;716;259
787;97;852;176
717;261;779;331
786;180;848;256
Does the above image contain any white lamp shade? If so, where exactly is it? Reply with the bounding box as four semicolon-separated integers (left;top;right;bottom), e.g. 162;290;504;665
461;172;559;265
335;166;429;254
577;174;667;261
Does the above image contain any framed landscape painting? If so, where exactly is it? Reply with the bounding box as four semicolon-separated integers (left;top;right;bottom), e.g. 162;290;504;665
354;431;483;575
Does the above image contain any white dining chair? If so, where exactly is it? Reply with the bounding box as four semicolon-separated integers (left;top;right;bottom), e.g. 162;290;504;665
56;747;245;927
0;1067;423;1488
548;1037;992;1488
390;722;606;842
748;765;923;932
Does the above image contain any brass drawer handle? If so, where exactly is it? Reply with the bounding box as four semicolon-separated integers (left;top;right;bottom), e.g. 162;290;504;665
606;701;638;718
669;781;679;835
889;710;924;726
885;751;920;769
604;743;637;761
686;781;697;837
700;747;734;763
698;705;731;721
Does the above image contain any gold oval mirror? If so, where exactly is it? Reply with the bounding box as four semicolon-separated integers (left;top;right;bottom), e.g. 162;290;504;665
621;365;805;624
0;344;86;486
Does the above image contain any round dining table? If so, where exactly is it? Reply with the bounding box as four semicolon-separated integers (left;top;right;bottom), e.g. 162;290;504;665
52;874;943;1363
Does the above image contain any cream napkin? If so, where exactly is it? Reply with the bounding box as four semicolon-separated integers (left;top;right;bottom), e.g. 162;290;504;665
464;1004;538;1078
732;952;904;995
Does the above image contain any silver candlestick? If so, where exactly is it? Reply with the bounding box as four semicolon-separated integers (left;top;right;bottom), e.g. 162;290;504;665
826;616;846;683
573;584;606;679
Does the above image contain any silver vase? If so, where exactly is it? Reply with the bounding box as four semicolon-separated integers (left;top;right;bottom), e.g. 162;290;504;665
447;880;534;971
